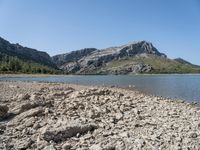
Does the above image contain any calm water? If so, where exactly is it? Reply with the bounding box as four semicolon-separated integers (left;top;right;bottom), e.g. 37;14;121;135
0;74;200;103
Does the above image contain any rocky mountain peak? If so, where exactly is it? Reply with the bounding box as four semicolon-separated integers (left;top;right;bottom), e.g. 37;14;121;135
52;41;169;74
120;41;164;57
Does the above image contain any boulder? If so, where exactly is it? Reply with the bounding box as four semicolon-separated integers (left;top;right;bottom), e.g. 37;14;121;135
7;107;43;126
11;100;52;114
42;123;98;142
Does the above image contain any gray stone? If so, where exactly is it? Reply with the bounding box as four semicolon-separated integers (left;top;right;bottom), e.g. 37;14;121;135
90;144;102;150
115;112;123;120
62;142;73;150
42;123;98;142
7;107;43;126
43;144;56;150
12;100;51;114
189;132;198;138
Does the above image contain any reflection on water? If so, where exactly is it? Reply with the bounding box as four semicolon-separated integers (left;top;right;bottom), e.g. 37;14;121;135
0;74;200;103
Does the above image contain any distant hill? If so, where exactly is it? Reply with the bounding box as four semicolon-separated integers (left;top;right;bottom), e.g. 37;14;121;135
0;37;60;74
52;41;200;74
174;58;199;67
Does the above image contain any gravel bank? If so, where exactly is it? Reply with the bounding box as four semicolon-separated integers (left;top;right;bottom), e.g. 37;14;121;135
0;81;200;150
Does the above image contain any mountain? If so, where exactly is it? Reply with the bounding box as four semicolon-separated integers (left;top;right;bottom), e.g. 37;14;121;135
174;58;200;67
0;37;59;74
0;37;56;68
52;48;97;66
52;41;200;74
1;36;199;74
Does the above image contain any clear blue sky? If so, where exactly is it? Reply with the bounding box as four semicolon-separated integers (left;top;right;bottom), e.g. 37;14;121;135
0;0;200;65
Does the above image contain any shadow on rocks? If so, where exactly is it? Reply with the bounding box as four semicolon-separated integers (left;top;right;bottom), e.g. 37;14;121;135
0;112;16;122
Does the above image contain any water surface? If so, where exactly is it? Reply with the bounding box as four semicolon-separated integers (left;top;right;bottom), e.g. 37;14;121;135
0;74;200;103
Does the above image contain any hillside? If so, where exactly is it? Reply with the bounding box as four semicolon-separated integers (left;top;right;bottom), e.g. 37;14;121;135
0;37;60;74
1;36;199;74
52;41;200;74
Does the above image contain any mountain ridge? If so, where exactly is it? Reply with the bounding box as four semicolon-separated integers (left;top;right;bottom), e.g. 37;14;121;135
0;37;60;74
0;37;56;68
52;41;200;74
0;36;199;74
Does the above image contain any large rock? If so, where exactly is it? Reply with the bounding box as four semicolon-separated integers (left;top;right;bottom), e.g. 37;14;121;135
41;123;98;142
7;107;44;126
11;100;52;114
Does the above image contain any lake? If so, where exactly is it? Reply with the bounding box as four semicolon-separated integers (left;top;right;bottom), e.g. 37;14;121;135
0;74;200;103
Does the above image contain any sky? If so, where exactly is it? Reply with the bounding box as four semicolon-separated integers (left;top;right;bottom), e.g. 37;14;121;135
0;0;200;65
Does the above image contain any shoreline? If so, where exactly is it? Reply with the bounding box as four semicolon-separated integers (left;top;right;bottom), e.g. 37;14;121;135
2;80;200;105
0;76;199;105
0;73;200;78
0;81;200;149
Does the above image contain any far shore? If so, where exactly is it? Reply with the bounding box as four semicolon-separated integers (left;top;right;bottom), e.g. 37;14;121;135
0;73;200;77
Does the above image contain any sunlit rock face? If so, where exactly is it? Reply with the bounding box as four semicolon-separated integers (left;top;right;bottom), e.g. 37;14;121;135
53;41;167;74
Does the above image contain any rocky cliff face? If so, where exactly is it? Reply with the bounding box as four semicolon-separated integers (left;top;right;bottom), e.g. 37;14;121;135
0;37;56;68
52;48;97;66
78;41;166;68
52;41;167;74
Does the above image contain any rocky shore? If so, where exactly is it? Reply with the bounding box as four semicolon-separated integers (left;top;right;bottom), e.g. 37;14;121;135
0;81;200;150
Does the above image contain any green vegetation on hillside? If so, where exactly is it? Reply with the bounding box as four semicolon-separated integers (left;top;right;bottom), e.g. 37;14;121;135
105;56;200;74
0;53;61;74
